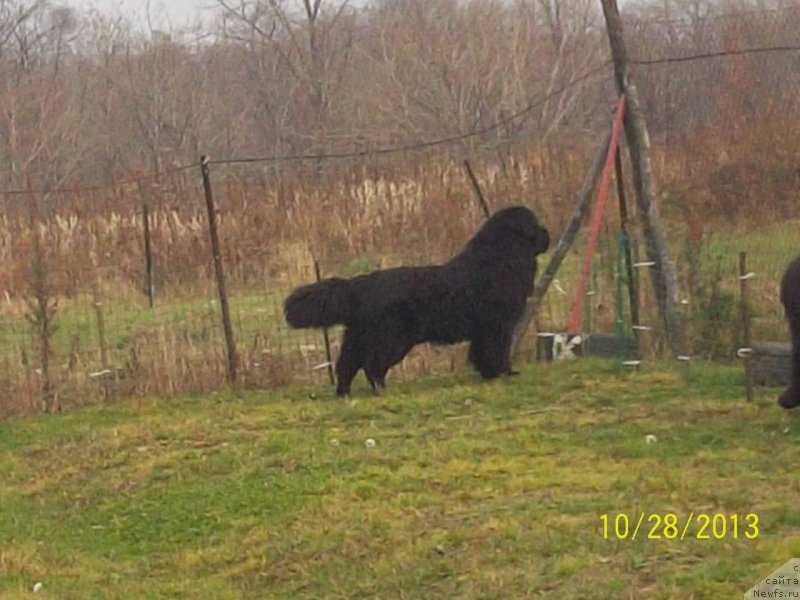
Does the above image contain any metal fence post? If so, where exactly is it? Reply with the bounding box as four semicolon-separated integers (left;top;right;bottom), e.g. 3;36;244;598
200;155;239;384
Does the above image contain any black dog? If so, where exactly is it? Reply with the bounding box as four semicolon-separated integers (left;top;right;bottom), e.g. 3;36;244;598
779;255;800;409
284;205;550;396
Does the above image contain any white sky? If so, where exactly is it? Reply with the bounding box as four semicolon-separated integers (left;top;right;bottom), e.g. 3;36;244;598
63;0;219;30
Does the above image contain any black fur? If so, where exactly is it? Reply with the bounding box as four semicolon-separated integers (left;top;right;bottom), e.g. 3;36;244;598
284;205;550;396
779;255;800;409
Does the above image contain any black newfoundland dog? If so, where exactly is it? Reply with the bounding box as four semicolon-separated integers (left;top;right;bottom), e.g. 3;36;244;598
284;205;550;396
779;255;800;409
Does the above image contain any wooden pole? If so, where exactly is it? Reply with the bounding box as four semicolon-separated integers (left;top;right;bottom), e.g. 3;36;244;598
463;159;491;219
511;128;612;355
200;155;239;384
313;258;335;386
600;0;684;355
142;200;155;309
740;251;754;402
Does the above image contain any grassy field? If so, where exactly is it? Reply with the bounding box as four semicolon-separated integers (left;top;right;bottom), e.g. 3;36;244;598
2;358;799;598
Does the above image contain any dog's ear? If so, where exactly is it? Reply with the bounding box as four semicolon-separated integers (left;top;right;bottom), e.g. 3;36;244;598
535;226;551;254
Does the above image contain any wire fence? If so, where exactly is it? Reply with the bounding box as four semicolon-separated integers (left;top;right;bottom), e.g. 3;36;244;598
1;21;799;415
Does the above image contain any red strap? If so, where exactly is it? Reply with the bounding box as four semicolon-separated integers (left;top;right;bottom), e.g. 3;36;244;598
568;95;628;335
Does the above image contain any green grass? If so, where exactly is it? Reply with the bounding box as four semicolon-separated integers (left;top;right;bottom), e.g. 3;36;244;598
2;358;800;598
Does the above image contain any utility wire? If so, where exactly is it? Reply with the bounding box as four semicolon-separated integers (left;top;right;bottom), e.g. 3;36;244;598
0;162;198;198
631;44;800;65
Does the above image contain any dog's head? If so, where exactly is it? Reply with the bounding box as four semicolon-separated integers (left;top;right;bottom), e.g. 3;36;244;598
486;205;550;254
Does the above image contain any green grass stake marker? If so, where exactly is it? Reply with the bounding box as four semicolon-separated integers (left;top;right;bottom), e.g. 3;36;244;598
615;233;626;356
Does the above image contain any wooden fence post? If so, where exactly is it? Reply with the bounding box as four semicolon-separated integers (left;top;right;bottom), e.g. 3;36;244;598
463;160;491;219
200;155;239;384
142;199;155;309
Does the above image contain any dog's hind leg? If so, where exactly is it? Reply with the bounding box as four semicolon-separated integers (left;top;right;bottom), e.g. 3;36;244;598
364;331;416;395
336;328;366;397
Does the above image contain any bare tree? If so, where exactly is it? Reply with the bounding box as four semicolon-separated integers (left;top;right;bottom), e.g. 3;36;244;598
216;0;355;156
114;31;206;177
0;2;89;188
354;0;605;153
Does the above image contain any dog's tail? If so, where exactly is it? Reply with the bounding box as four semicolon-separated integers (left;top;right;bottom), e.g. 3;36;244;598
284;277;354;328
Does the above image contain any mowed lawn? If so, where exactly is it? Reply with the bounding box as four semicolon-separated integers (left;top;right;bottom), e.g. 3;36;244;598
1;358;800;599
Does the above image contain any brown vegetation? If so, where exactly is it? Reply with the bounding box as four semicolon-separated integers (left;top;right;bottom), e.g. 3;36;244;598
0;0;798;415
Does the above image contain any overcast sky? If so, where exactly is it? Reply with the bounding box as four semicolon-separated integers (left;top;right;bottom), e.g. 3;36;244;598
64;0;219;29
